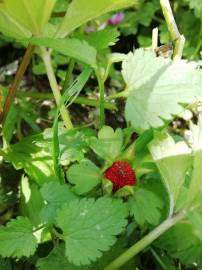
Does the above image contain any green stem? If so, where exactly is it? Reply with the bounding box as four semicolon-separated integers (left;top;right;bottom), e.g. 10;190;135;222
150;248;168;270
0;44;35;124
96;71;105;128
160;0;185;60
15;91;116;110
106;90;129;101
104;211;185;270
63;59;75;91
41;47;73;129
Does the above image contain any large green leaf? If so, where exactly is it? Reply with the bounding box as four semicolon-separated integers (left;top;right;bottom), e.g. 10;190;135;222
149;133;192;212
55;197;128;265
122;49;202;132
56;0;135;38
0;217;37;258
29;37;97;68
0;0;56;38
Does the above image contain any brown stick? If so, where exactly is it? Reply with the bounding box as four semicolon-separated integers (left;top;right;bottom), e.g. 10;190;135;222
0;44;35;125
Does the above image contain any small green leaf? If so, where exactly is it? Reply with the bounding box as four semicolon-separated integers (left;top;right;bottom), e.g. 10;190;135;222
129;185;164;226
0;0;56;38
76;28;120;51
90;126;123;162
56;0;135;37
29;37;97;68
56;197;128;265
149;133;192;210
40;182;77;224
123;49;202;132
67;159;101;195
0;217;37;258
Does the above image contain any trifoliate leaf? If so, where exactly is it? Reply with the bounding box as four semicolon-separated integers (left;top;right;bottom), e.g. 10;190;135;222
56;197;128;266
122;49;202;132
67;159;101;195
149;133;192;210
129;184;164;226
90;126;123;162
37;244;88;270
40;182;77;224
0;217;37;258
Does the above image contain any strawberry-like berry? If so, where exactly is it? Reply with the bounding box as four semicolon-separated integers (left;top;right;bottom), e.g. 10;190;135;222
104;161;136;190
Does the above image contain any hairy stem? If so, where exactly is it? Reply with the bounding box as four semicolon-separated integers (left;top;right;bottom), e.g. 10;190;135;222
41;47;73;129
0;44;35;125
160;0;185;60
104;211;185;270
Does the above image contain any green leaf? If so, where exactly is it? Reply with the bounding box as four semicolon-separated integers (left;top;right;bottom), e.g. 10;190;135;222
43;127;93;165
20;176;44;226
0;217;37;258
4;134;59;186
40;182;77;224
90;126;123;162
186;116;202;206
76;28;120;51
29;37;97;68
149;133;192;211
186;0;202;17
56;0;135;38
187;211;202;241
56;197;128;265
129;184;164;226
156;221;202;266
0;0;56;38
123;49;202;132
37;244;88;270
67;159;101;195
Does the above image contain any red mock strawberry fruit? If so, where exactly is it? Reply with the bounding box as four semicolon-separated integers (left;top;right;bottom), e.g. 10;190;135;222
104;161;136;190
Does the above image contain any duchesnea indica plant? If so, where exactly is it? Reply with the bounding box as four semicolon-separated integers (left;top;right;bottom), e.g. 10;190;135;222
1;0;202;269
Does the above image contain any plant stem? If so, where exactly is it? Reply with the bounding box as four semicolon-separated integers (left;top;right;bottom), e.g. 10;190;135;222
15;91;117;110
0;44;35;125
96;71;105;128
104;211;185;270
41;47;73;129
106;90;129;100
63;59;75;91
152;28;158;51
160;0;185;60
